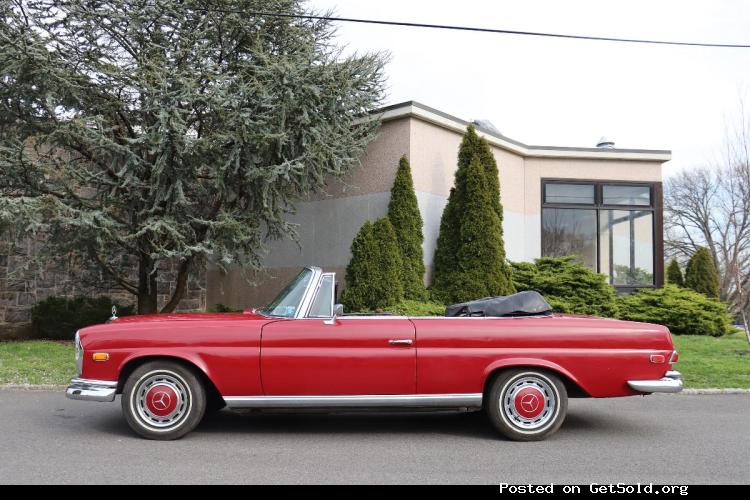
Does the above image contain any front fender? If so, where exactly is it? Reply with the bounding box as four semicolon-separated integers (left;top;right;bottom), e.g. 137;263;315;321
116;350;214;388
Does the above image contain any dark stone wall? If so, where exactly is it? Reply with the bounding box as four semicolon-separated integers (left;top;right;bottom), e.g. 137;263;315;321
0;238;206;337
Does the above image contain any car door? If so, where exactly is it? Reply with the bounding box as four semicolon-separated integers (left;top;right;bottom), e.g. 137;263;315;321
261;317;416;395
260;275;417;395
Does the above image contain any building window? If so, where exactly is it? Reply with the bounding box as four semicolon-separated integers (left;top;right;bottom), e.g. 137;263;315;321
544;183;595;204
542;181;656;287
602;185;651;206
599;210;654;286
542;209;597;269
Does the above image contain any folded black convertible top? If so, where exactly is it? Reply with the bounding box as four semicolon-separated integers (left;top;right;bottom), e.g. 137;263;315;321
445;291;552;317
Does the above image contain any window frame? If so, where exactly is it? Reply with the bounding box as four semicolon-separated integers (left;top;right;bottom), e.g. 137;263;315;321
306;272;336;319
541;179;662;290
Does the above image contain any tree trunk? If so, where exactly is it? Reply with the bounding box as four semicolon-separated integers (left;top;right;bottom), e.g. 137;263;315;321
137;256;159;314
735;265;750;344
160;260;190;314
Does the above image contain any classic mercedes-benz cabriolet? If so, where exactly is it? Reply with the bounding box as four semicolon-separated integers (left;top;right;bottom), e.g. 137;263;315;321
67;266;682;441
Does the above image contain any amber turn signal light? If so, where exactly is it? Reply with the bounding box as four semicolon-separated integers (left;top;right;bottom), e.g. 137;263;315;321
92;353;110;362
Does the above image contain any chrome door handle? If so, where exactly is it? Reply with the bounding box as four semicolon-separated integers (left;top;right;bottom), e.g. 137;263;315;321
388;339;413;345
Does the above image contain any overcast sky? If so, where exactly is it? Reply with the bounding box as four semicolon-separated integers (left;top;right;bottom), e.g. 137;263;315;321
308;0;750;174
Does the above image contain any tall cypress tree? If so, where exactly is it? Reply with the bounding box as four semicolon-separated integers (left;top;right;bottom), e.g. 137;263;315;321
458;125;502;219
341;221;377;312
432;186;460;300
432;125;514;303
371;217;405;307
341;218;404;311
666;259;684;287
452;158;513;301
685;247;720;299
387;156;427;300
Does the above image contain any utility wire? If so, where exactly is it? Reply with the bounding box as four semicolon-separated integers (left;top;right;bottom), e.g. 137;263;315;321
187;8;750;49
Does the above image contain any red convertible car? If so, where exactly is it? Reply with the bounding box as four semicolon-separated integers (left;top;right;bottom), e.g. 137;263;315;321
67;266;682;441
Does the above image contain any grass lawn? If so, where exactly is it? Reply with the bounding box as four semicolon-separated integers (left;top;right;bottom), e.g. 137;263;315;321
0;341;75;386
672;330;750;389
0;333;748;388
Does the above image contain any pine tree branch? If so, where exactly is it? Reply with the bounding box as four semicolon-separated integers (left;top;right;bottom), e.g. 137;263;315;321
90;249;138;294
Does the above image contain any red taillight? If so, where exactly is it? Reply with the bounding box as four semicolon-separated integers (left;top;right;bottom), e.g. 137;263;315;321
670;351;679;363
650;354;665;364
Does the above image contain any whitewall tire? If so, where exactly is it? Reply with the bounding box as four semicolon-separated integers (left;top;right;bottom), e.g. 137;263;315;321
487;369;568;441
121;361;206;440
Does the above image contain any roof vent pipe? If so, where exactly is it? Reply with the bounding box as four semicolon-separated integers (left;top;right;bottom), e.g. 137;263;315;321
596;137;615;149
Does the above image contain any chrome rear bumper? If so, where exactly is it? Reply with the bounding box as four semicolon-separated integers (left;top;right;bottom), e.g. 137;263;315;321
628;370;683;393
66;378;118;402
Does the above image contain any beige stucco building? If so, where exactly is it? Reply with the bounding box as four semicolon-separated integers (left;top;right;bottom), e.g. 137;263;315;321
207;101;671;309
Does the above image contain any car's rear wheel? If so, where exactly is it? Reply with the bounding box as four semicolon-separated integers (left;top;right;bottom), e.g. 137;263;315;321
486;369;567;441
122;361;206;440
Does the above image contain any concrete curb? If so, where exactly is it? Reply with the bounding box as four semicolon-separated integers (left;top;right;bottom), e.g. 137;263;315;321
0;384;67;391
679;388;750;395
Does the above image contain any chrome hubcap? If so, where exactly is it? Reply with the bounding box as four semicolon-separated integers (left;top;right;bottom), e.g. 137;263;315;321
133;371;191;429
502;375;557;431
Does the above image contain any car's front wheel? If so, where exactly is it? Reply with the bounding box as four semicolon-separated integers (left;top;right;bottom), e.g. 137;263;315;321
486;369;568;441
121;361;206;440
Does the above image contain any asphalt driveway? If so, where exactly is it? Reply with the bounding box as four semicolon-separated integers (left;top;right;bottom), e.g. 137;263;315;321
0;390;747;484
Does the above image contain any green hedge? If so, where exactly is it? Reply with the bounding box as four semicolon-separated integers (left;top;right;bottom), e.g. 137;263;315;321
30;296;134;340
209;303;243;313
388;300;445;316
510;256;619;317
617;285;733;337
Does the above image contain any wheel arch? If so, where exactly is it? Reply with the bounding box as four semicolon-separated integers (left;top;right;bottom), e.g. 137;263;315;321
482;359;591;400
116;354;224;408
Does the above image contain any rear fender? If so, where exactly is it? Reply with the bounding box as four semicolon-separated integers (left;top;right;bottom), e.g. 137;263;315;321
482;357;590;395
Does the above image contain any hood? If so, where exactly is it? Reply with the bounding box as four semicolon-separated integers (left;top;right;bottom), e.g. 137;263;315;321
107;310;268;324
76;309;276;349
78;310;270;338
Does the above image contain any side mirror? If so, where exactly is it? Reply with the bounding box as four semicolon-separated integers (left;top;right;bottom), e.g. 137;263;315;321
325;304;344;325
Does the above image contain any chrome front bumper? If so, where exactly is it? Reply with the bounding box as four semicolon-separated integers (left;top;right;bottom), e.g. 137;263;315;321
66;378;118;402
628;370;683;393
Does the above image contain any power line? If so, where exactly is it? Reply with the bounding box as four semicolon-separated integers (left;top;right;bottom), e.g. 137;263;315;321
191;9;750;49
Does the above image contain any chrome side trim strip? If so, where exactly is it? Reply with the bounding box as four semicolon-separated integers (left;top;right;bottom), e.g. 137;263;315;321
223;393;483;409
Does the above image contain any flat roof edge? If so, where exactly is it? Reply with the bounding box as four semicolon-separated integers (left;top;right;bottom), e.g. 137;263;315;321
374;101;672;162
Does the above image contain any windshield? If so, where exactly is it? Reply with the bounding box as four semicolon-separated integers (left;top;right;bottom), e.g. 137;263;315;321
259;268;314;318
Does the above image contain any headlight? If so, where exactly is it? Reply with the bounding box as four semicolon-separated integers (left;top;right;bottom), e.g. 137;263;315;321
74;331;83;376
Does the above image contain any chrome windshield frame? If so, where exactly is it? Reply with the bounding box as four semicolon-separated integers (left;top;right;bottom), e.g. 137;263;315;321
258;267;323;319
294;267;323;319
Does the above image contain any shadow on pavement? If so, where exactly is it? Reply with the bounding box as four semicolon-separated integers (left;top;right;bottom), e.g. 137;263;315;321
84;400;641;441
195;409;498;439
